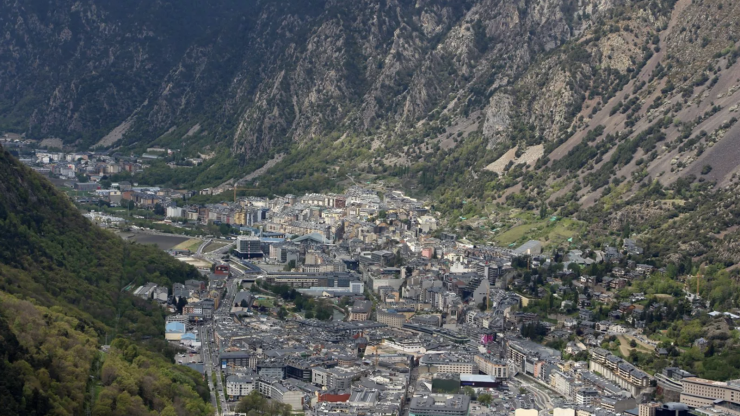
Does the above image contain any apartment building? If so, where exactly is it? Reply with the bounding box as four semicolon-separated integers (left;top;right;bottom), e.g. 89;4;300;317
474;354;509;379
376;310;405;328
576;388;599;406
590;347;651;388
226;374;255;397
419;353;477;374
681;377;740;409
550;371;575;399
256;379;304;410
311;367;357;390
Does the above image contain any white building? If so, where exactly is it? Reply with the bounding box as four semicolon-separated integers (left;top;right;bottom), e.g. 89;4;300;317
153;287;168;302
226;374;255;398
255;379;303;410
474;355;509;379
576;388;599;406
166;206;185;218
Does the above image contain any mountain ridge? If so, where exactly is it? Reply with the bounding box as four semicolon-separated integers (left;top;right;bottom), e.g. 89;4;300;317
3;0;740;213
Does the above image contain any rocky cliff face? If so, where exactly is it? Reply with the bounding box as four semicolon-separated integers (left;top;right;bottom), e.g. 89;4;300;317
3;0;740;212
0;0;615;151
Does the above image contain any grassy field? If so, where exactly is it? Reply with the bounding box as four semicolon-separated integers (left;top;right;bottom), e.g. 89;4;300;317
204;241;230;253
494;217;585;247
496;222;542;246
255;298;274;308
174;238;203;252
617;334;654;356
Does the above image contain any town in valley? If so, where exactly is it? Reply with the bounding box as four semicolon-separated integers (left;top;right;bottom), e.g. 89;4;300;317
6;135;739;416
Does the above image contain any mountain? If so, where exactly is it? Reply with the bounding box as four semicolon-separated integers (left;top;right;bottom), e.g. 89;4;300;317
0;147;212;415
3;0;740;210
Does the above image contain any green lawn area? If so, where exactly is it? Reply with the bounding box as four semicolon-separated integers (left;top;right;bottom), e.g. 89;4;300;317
546;219;583;243
495;222;544;246
494;217;586;247
174;238;202;252
204;241;230;253
255;298;274;308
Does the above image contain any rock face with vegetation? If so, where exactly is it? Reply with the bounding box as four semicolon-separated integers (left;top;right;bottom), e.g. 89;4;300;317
0;147;212;415
3;1;733;185
4;1;740;254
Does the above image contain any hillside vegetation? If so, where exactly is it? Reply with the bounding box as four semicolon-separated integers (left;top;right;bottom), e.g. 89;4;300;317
0;147;212;415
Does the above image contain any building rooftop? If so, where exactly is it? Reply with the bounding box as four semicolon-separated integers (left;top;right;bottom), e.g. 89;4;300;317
410;394;470;412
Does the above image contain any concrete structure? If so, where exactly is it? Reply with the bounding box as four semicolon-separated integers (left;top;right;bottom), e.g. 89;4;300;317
383;339;426;354
554;408;576;416
133;282;158;299
166;206;185;218
349;300;372;321
256;378;303;410
409;394;470;416
220;351;257;369
376;310;405;328
656;403;690;416
311;367;356;390
474;354;508;379
266;272;361;292
257;362;285;380
551;371;575;399
419;353;477;374
600;396;636;413
639;403;661;416
681;377;740;409
576;388;599;406
460;374;499;389
590;347;652;397
236;236;262;258
507;339;561;367
153;286;168;302
226;374;255;397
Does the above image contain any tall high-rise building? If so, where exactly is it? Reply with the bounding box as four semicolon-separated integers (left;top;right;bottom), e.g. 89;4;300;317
236;236;262;258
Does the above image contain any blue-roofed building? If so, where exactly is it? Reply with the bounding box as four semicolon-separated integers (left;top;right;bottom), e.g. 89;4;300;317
165;321;186;341
292;233;332;245
180;332;200;347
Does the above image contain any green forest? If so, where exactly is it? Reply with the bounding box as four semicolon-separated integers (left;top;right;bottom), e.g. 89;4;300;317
0;148;213;415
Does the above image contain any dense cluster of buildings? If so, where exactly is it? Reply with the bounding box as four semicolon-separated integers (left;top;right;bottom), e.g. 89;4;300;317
113;183;727;416
24;138;727;416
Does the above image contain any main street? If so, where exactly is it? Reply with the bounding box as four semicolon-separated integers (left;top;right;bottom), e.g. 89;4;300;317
205;276;241;415
201;322;220;413
196;238;241;415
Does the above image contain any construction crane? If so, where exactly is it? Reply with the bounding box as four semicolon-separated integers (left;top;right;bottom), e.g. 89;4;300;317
233;186;261;203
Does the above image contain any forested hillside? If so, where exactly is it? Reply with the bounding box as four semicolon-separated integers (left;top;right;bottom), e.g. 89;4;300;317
0;147;212;415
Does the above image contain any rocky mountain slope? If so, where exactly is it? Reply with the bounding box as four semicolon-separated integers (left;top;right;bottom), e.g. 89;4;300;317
2;0;601;153
3;0;740;207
